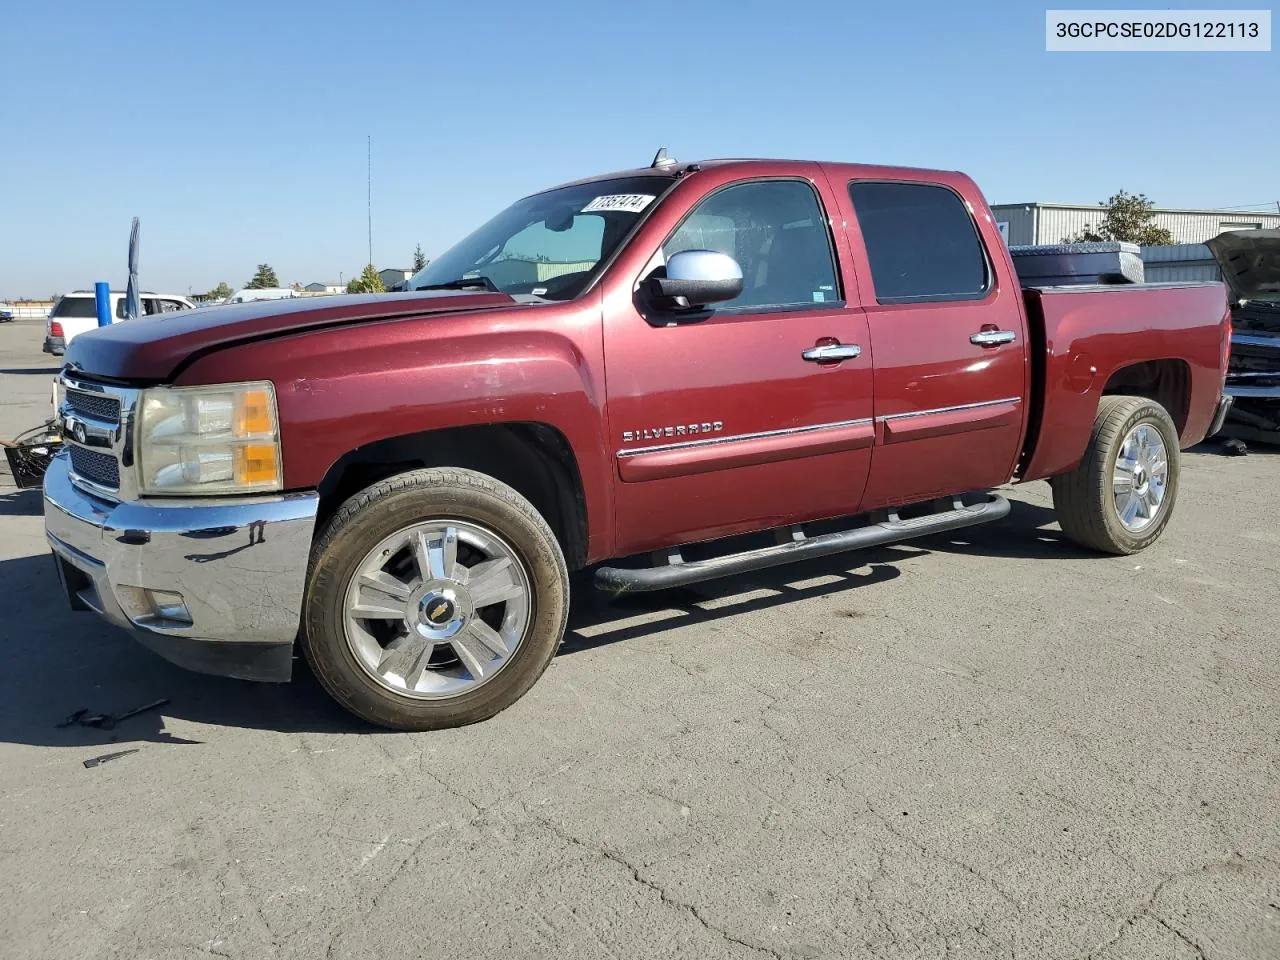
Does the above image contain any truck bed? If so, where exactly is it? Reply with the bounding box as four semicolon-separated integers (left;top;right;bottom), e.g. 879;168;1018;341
1018;281;1229;481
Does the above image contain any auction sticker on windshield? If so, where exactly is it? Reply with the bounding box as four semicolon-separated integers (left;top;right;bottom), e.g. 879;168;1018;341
582;194;656;213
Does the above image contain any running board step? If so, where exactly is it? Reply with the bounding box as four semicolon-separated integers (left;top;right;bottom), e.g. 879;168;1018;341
594;494;1010;594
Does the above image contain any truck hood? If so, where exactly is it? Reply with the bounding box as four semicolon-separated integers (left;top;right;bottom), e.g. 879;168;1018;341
1205;230;1280;305
63;290;519;381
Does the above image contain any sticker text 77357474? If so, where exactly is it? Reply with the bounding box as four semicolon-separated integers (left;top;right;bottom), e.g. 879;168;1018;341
582;194;656;214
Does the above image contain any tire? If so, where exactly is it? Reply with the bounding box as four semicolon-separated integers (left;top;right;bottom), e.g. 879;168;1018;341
303;468;569;730
1051;395;1180;555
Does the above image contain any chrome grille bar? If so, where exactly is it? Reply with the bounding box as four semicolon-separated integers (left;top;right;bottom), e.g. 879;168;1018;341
57;373;141;500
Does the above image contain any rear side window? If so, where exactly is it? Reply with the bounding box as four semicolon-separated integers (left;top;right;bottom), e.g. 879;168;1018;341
848;181;989;303
51;297;98;319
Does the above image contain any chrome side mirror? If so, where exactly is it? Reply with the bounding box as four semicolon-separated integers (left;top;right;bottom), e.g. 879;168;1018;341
649;250;744;308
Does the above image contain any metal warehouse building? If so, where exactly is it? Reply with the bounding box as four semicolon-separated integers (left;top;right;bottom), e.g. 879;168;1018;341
990;203;1280;246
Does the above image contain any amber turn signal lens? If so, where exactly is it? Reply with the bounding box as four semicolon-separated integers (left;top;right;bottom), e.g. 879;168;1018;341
235;444;280;486
235;389;274;437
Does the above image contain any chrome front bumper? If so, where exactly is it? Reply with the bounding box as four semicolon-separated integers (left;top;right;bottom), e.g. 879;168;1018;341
1224;378;1280;400
43;452;318;682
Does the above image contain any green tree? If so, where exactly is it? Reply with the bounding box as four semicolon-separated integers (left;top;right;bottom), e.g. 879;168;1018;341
346;264;385;294
246;264;280;289
1063;191;1176;245
207;281;232;300
412;244;428;272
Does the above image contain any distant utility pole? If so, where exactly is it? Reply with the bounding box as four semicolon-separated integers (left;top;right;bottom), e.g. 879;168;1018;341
367;135;373;268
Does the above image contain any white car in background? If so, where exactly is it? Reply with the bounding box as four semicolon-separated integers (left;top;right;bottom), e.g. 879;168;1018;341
43;290;197;355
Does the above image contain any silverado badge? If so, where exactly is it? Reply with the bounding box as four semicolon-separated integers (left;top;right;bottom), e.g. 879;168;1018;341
622;421;723;443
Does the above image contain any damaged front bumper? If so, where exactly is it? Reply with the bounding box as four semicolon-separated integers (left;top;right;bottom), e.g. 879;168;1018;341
1221;332;1280;444
43;451;318;681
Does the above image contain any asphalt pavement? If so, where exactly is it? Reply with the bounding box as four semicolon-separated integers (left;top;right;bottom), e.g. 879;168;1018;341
1;316;1277;959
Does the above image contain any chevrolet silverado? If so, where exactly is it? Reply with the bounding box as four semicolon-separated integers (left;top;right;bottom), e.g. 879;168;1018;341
45;154;1233;730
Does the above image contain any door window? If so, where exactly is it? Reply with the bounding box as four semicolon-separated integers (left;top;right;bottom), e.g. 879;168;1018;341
848;181;989;303
158;299;188;312
664;180;840;310
117;298;158;318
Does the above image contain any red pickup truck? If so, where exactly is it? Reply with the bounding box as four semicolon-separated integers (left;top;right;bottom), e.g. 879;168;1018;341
46;155;1232;730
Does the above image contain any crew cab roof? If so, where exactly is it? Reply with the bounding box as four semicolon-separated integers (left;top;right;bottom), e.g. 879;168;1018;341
534;158;972;197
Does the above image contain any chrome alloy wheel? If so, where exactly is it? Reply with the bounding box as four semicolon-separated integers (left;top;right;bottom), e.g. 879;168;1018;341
342;520;532;699
1112;423;1169;533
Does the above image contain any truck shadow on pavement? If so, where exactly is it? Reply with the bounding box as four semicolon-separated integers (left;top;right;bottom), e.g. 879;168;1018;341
560;498;1094;654
0;488;43;516
906;498;1099;561
0;497;1090;748
1188;438;1280;457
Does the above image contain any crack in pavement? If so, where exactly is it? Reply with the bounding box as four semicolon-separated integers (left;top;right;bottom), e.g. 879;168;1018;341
536;818;788;959
1147;914;1208;959
1079;851;1260;959
859;800;1022;910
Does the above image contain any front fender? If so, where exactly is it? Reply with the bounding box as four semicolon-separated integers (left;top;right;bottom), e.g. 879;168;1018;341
176;300;614;557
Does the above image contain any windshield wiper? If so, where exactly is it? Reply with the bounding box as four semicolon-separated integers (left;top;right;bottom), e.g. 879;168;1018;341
412;276;499;293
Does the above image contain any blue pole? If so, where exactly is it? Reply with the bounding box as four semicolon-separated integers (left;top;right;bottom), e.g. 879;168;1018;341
94;282;111;327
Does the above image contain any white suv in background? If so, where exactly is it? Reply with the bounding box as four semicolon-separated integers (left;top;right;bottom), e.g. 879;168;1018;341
43;291;197;355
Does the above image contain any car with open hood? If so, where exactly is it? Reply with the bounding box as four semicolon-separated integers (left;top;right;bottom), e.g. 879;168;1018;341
1206;229;1280;442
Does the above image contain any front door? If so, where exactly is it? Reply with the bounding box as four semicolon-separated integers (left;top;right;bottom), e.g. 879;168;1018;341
602;175;876;557
840;179;1029;509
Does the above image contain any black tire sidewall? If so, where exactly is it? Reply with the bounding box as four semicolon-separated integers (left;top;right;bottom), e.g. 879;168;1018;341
303;470;569;730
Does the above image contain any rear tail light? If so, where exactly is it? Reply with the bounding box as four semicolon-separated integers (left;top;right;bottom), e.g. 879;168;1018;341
49;321;64;338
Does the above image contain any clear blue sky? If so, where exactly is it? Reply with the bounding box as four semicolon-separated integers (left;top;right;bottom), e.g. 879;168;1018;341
1;0;1274;298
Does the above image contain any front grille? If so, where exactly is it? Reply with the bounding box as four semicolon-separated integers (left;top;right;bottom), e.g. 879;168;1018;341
66;389;121;424
69;446;121;489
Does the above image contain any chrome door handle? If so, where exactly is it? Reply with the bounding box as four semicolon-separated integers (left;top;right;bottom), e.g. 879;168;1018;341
970;329;1017;347
802;343;862;363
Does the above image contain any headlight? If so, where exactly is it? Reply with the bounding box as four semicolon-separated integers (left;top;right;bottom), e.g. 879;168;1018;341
137;381;282;495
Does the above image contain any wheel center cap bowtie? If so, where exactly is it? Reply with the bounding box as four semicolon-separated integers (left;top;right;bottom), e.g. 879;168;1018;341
421;593;457;625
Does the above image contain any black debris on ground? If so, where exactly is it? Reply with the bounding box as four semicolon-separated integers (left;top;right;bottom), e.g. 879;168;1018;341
83;749;140;769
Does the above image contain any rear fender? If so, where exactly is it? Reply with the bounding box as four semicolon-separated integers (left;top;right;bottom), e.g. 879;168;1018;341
1019;283;1228;481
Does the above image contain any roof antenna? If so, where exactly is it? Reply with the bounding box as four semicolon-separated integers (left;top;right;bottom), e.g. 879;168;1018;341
650;146;676;169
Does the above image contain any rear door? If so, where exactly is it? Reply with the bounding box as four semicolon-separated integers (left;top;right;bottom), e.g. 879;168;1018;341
602;173;875;556
837;179;1028;508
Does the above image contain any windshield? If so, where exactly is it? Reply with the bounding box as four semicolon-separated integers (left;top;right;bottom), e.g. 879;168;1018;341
408;176;676;300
